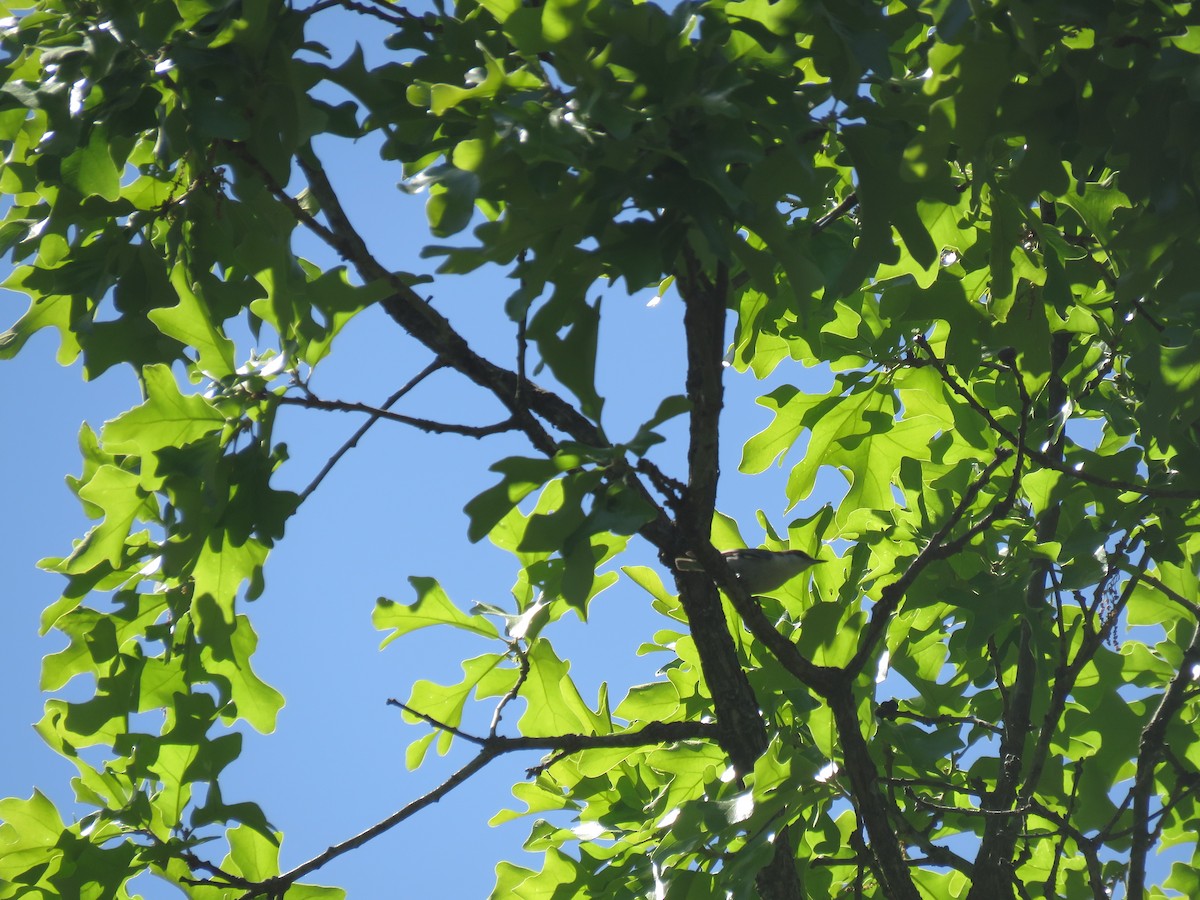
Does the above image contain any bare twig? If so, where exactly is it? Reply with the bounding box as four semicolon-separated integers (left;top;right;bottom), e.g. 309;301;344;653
275;390;518;438
488;640;531;737
217;718;716;898
246;748;502;897
909;792;1031;818
301;0;428;29
299;359;445;502
386;698;486;745
878;705;1002;735
814;192;859;232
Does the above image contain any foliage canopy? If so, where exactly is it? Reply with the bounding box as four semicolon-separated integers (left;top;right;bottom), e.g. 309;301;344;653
2;0;1200;898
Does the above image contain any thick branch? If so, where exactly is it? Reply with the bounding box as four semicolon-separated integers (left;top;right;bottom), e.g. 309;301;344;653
827;683;922;900
288;146;680;550
1127;623;1200;897
969;331;1070;899
673;250;802;900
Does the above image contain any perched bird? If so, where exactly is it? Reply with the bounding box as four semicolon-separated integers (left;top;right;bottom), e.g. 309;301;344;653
675;548;823;595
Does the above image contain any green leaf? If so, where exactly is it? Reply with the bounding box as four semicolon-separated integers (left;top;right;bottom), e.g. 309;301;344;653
466;457;569;543
59;465;147;572
199;615;284;733
375;576;500;645
403;653;511;765
60;127;121;200
518;640;610;737
148;266;237;378
225;823;281;882
0;791;65;875
102;365;226;461
626;395;689;456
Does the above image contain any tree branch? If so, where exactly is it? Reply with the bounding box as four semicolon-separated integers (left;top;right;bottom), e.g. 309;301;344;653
301;0;429;29
221;717;717;898
241;748;503;898
285;145;680;553
827;682;922;900
673;246;805;900
1127;621;1200;897
912;334;1200;499
386;697;719;755
1138;572;1200;619
969;331;1070;899
298;359;445;502
274;389;518;438
847;445;1015;678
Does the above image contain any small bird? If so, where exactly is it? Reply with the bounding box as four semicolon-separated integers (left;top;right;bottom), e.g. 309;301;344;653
675;548;823;595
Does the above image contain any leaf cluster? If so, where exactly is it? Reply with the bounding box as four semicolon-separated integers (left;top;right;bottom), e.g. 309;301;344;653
2;1;1200;898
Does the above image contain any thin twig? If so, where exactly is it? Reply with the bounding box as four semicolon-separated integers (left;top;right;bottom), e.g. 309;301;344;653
878;705;1002;735
1127;621;1200;897
814;192;859;232
275;391;518;438
298;359;445;502
909;793;1031;818
247;748;503;897
912;334;1200;499
222;718;716;897
386;698;486;745
301;0;427;28
489;640;531;737
386;695;717;756
847;445;1014;677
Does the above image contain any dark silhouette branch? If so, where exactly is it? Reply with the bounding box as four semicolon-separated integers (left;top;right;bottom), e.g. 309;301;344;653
386;697;719;754
301;0;428;29
877;704;1003;735
826;681;921;900
298;359;445;502
673;244;805;900
273;389;518;438
969;331;1070;900
1127;622;1200;897
814;192;859;231
286;145;680;553
214;717;717;898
